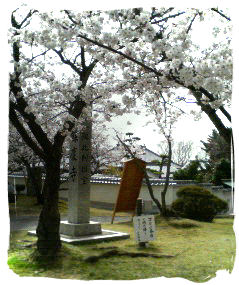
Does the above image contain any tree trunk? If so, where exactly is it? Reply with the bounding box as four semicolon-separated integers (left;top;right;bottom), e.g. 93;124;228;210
26;165;44;204
161;139;172;216
36;160;61;256
159;156;167;178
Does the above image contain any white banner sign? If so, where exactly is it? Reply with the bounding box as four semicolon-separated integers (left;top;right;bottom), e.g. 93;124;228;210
133;215;156;242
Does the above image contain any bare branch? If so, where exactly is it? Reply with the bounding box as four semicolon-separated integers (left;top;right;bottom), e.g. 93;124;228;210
64;9;82;25
211;8;231;21
186;13;198;34
27;49;50;63
151;11;186;24
150;7;174;20
53;48;82;76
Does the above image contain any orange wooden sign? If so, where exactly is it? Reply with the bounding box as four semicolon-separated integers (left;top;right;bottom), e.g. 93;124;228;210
111;158;146;223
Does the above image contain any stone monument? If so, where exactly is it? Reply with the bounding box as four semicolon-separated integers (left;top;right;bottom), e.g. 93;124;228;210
60;118;102;237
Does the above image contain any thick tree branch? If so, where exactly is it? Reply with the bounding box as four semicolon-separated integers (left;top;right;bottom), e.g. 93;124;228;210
170;70;231;123
11;9;37;29
10;12;54;155
9;102;45;160
10;83;54;154
76;33;162;76
53;49;82;76
192;91;231;143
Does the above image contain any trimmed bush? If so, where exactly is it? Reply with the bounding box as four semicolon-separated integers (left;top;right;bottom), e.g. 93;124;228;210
171;185;228;222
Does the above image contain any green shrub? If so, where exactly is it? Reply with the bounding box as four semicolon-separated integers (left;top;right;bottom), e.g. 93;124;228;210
171;185;228;222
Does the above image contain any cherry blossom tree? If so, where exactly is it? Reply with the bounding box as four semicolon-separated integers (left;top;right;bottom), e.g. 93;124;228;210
9;9;85;255
8;7;137;256
68;7;232;144
9;8;112;255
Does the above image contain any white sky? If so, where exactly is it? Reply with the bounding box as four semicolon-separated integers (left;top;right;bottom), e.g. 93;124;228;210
106;106;215;157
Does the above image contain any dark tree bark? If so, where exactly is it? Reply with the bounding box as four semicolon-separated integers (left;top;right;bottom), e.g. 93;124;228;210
161;138;172;216
25;164;44;204
159;155;167;178
36;157;62;256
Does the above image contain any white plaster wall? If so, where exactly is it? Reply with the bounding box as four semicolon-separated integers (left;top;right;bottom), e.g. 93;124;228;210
60;182;187;208
10;175;233;214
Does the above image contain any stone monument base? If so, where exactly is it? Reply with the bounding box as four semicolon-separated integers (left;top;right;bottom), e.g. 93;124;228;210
60;221;102;237
28;220;130;244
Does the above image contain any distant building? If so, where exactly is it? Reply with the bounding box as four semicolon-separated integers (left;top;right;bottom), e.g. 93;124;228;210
101;146;182;178
138;147;182;178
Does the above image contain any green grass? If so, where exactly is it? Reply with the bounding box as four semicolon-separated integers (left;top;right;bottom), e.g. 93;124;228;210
8;217;235;282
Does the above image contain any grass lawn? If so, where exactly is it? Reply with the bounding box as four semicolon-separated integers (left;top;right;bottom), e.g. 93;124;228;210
8;214;235;282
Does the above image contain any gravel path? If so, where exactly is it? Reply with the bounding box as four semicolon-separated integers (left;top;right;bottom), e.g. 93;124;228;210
9;214;132;231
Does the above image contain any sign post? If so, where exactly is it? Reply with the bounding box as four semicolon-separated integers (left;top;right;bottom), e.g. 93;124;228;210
133;199;156;247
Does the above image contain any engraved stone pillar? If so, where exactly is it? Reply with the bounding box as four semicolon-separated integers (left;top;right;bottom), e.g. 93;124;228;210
68;119;91;224
60;117;102;237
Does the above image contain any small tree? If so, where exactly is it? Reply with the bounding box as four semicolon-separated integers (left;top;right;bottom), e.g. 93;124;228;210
200;129;232;184
158;140;193;168
173;160;201;180
211;158;231;185
173;141;193;167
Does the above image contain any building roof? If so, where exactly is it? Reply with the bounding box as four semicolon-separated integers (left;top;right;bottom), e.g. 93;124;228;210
8;172;177;186
141;148;182;167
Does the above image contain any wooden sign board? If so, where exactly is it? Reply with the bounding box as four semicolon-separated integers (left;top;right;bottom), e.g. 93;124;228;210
111;158;146;223
133;215;156;242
